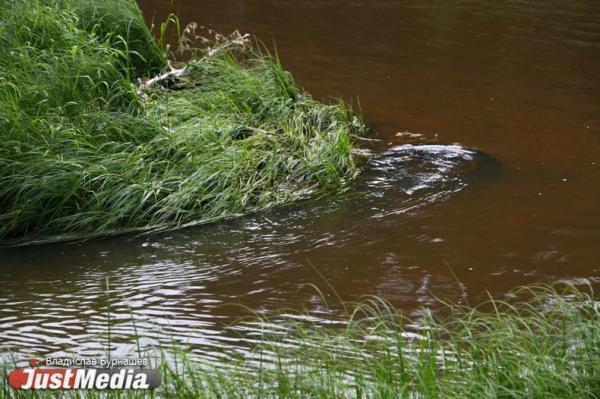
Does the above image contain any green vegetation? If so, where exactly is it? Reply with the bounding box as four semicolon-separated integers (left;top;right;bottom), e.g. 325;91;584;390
0;0;364;245
2;284;599;398
2;1;597;397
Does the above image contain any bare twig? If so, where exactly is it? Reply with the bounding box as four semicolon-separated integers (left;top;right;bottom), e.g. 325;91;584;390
137;63;189;95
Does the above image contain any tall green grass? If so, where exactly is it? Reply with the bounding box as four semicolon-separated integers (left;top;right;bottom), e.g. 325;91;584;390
0;0;364;244
1;284;598;398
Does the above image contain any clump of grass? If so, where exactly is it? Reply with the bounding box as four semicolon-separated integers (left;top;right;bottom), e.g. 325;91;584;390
0;0;364;244
72;0;166;78
1;284;598;398
153;283;600;398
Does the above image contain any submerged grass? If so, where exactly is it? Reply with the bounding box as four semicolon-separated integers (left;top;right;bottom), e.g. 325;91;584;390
1;284;599;398
0;0;364;244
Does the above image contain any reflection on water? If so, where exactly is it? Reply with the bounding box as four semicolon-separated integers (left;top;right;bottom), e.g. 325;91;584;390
1;0;600;358
0;145;496;357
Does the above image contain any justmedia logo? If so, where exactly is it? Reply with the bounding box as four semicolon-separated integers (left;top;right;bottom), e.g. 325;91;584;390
7;358;161;390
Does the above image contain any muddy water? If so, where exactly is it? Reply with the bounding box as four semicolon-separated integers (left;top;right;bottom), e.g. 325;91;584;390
1;0;600;359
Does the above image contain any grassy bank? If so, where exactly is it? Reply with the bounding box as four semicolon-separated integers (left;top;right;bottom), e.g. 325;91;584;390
0;0;364;245
2;284;599;398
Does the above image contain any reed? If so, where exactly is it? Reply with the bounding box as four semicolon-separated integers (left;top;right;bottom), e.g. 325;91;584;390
0;0;364;245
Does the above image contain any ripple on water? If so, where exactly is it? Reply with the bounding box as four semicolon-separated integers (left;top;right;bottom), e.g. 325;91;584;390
0;144;499;359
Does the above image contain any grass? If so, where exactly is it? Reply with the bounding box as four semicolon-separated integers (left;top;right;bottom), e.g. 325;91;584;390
1;283;598;398
0;0;365;245
3;1;597;397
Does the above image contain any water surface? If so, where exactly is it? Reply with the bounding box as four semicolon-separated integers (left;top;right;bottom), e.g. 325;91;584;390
1;0;599;359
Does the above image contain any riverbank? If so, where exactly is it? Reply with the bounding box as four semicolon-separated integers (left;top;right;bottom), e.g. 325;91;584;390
2;284;598;398
0;0;364;245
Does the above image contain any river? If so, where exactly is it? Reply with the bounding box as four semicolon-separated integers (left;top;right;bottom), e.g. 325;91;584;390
1;0;599;361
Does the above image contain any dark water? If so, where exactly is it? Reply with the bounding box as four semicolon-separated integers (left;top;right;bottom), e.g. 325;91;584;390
1;0;600;359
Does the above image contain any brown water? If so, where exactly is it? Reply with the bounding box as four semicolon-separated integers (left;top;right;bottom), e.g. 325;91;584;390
1;0;600;360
